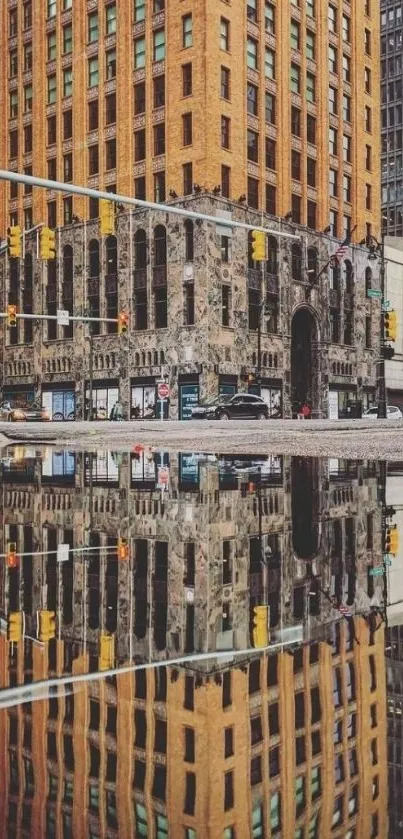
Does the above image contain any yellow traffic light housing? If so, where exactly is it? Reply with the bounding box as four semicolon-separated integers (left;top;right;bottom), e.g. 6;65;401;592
99;633;115;671
7;305;17;328
252;605;269;648
7;225;22;259
118;538;129;560
385;525;399;556
38;610;56;642
384;310;397;342
118;312;129;334
7;541;18;568
100;200;115;236
7;612;23;642
251;230;266;262
40;227;56;260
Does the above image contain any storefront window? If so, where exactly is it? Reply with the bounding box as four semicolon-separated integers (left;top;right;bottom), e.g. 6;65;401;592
260;386;282;418
85;386;118;420
131;384;156;419
42;390;75;420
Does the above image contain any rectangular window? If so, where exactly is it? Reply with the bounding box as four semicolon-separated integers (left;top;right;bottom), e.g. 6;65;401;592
182;63;192;96
134;38;146;69
344;94;352;123
134;82;146;115
291;20;300;50
343;175;351;202
329;86;338;115
290;63;300;94
265;2;275;33
106;48;116;80
265;93;276;124
154;123;165;155
88;12;98;43
307;158;316;187
329;45;338;74
63;153;73;182
224;772;234;811
221;116;230;149
153;75;165;108
153;29;165;62
88;145;99;175
366;316;372;348
247;38;258;70
106;3;116;35
183;282;194;326
265;48;275;79
88;58;99;88
135;130;146;161
365;67;371;94
266;138;276;170
220;18;230;51
63;68;73;98
105;92;116;125
292;194;301;223
63;24;73;54
343;54;351;83
88;99;99;131
24;124;33;153
343;14;350;42
329;127;337;156
24;43;33;71
182;113;193;146
134;0;145;22
9;9;18;36
343;134;351;162
365;28;371;55
24;85;33;113
48;115;57;145
247;129;258;162
48;0;56;18
221;165;230;198
221;66;230;100
184;772;196;815
291;106;301;137
183;162;193;196
105;138;116;169
182;14;193;48
184;728;195;762
247;83;258;116
48;31;57;60
154;171;165;202
366;183;372;210
306;73;316;103
224;727;233;757
47;75;57;104
306;31;315;60
329;169;338;197
222;285;231;327
247;177;259;209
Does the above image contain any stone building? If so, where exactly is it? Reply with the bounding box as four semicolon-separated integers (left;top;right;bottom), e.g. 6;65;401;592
0;0;380;240
0;196;381;419
0;450;388;839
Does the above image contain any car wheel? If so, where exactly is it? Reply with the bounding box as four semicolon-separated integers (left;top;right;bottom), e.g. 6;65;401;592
219;412;230;420
256;411;266;421
52;412;64;421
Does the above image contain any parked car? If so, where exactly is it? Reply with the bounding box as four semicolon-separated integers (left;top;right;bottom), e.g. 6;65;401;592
364;405;403;419
191;393;269;420
0;401;50;422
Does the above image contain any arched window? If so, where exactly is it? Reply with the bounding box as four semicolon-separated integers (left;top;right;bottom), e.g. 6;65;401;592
307;247;318;281
88;239;100;278
266;236;278;275
63;244;73;283
185;219;194;262
134;229;147;270
291;243;302;281
154;225;167;266
365;266;372;293
24;252;33;286
105;235;117;276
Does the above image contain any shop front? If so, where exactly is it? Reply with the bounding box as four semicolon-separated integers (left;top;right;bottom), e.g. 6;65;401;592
42;384;75;420
219;375;238;397
179;374;200;420
2;384;35;406
328;385;364;419
249;378;282;418
85;379;119;420
131;377;169;420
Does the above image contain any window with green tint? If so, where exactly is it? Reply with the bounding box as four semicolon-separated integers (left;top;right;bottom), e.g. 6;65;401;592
155;812;168;838
306;72;315;102
311;766;321;799
134;37;146;69
134;0;145;22
135;803;148;836
185;829;197;839
88;12;98;42
270;792;281;833
308;813;320;838
223;829;235;839
252;802;264;838
295;776;306;816
153;29;165;62
106;4;116;34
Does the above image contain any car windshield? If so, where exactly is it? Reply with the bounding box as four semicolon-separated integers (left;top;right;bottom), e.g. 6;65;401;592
203;395;232;406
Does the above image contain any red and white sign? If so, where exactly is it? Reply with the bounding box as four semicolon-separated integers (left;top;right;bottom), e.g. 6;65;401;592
157;382;170;400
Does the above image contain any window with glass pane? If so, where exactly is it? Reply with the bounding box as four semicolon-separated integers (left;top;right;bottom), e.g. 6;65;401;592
48;31;57;60
135;803;148;835
329;86;337;114
24;85;32;112
221;66;230;99
270;792;281;833
290;20;300;50
342;14;350;42
220;18;230;51
134;0;145;22
63;24;72;54
183;14;192;48
344;95;352;123
343;54;351;82
247;130;258;162
106;4;116;34
24;43;33;71
265;92;275;124
306;72;315;102
265;2;275;33
153;29;165;61
329;5;337;32
311;766;321;799
329;45;338;74
252;803;264;838
307;0;315;17
290;64;300;93
306;31;315;60
134;37;146;69
247;38;258;69
63;68;73;97
265;48;275;79
48;0;56;18
88;12;98;42
329;127;337;155
48;75;56;104
88;58;98;87
106;49;116;79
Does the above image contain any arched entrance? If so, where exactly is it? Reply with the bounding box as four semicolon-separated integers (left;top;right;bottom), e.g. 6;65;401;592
291;307;318;415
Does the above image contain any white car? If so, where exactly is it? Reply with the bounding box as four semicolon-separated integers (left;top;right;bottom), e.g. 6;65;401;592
364;405;403;419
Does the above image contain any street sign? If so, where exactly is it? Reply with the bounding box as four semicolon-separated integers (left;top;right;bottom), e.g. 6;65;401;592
384;558;392;566
369;566;384;576
382;301;391;311
157;382;170;400
367;289;382;299
57;543;70;563
57;309;70;326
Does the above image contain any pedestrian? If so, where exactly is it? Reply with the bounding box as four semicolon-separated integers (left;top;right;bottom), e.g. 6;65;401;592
110;400;124;421
297;403;304;420
301;402;311;420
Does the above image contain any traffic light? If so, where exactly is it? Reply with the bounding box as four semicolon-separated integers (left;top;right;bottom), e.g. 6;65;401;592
38;610;56;642
251;230;266;262
7;305;17;328
252;605;269;648
99;633;114;671
385;525;399;556
7;225;22;259
7;612;23;642
39;226;56;260
100;200;115;236
118;537;129;560
118;312;129;334
6;542;18;568
384;310;397;342
382;345;395;360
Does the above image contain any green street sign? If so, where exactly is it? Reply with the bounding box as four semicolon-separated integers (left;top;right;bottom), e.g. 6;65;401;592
384;558;392;567
382;301;391;311
367;289;382;299
369;567;384;576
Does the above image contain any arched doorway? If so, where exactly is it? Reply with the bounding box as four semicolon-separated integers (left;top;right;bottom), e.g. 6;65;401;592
291;307;318;415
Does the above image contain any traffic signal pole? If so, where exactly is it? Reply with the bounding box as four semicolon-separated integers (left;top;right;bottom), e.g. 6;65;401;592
378;228;387;420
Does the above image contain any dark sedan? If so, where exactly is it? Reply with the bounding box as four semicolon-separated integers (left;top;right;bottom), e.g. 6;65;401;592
191;393;269;420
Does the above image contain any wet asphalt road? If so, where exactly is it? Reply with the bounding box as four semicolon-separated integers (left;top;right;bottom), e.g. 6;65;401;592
1;418;403;459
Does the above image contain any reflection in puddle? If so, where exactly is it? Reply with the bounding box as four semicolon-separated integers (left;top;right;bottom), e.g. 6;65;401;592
0;447;399;837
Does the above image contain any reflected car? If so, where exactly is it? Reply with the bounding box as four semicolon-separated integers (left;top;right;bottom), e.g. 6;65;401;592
364;405;403;419
0;401;50;422
191;393;269;420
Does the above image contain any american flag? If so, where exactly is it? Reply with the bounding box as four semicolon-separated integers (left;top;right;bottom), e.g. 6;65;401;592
333;234;351;263
338;604;352;617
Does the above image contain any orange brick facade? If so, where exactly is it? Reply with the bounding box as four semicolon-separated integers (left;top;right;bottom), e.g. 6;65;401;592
0;0;380;241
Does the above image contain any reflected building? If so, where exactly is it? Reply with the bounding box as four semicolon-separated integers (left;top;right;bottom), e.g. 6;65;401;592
0;449;388;838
